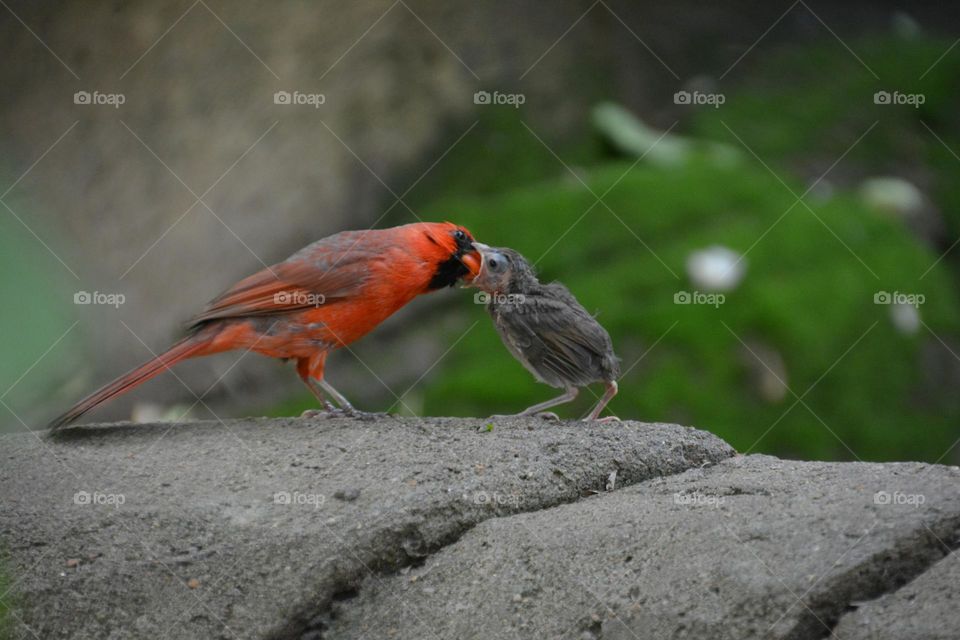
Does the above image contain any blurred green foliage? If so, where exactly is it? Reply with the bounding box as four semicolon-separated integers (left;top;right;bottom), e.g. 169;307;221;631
691;34;960;242
0;200;77;434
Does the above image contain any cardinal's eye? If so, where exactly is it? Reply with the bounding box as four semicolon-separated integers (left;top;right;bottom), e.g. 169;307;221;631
453;229;466;241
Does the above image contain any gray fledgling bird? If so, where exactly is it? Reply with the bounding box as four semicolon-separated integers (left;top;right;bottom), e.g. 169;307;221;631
470;244;620;421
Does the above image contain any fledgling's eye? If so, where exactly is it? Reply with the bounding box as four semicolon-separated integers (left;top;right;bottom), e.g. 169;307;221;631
486;253;508;273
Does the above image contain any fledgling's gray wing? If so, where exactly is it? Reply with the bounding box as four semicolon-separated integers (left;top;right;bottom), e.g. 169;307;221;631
490;284;619;387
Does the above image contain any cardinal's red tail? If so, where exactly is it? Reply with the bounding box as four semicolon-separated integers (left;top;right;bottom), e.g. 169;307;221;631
47;334;212;431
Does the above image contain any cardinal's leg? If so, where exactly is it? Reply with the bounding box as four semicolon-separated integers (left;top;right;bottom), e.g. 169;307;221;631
317;378;354;412
296;357;335;416
296;353;349;416
583;381;619;422
300;350;387;420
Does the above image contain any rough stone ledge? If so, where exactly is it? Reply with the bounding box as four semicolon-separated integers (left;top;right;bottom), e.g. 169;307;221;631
833;546;960;640
0;417;733;639
324;454;960;640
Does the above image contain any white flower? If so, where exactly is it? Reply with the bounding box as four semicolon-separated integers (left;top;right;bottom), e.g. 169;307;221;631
686;245;746;292
890;303;920;335
860;177;924;217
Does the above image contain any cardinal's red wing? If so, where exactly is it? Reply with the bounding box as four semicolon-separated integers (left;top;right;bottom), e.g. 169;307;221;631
189;238;381;326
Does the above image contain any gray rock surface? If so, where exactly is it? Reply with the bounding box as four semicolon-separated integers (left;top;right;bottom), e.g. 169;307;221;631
3;418;958;639
326;455;960;640
0;417;732;639
834;550;960;640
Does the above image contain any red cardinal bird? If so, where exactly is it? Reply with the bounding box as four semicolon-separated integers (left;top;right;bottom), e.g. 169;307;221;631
49;222;481;430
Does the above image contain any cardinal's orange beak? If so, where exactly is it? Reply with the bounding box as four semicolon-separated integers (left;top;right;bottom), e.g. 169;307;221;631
460;242;492;287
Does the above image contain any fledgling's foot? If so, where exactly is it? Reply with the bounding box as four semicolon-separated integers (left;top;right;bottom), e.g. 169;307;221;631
588;415;621;424
487;412;558;421
348;410;389;422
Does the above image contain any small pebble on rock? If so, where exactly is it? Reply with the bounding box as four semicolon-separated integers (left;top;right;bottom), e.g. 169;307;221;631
334;488;361;502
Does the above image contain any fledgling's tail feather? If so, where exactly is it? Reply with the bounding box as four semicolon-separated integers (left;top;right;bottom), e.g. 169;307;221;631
47;335;210;431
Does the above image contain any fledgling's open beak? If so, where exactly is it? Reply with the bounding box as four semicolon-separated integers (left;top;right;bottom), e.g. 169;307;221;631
460;242;489;286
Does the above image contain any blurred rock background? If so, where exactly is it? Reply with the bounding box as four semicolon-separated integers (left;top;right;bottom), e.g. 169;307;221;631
2;0;960;463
